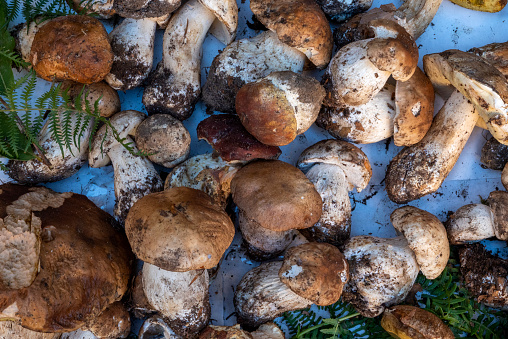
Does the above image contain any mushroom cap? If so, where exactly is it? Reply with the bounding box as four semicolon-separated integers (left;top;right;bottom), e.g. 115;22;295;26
0;321;60;339
199;325;252;338
231;160;322;232
343;235;419;317
381;305;454;339
135;114;191;168
30;15;113;84
125;187;235;271
0;184;133;332
391;206;449;279
279;243;349;306
486;190;508;240
250;0;332;68
297;139;372;191
394;67;434;146
197;114;282;162
469;41;508;79
446;204;496;244
480;137;508;170
113;0;181;19
62;81;121;118
235;71;325;146
86;301;131;339
68;0;116;18
199;0;238;45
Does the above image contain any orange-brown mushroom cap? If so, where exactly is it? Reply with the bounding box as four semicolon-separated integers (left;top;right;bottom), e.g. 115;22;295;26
279;243;349;306
231;160;322;232
250;0;332;68
125;187;235;272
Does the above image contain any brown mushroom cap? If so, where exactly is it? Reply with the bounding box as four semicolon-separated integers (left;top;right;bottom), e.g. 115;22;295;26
125;187;235;272
381;305;454;339
250;0;332;68
197;114;282;162
486;190;508;240
279;243;349;306
0;184;133;333
30;15;113;84
86;301;131;339
113;0;181;19
61;81;121;118
231;160;322;232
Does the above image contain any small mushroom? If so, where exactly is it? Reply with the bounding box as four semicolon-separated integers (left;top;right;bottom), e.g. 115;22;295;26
135;114;191;168
125;187;235;337
199;323;284;339
446;191;508;243
62;81;121;118
231;160;322;260
316;0;373;22
84;301;131;339
296;139;372;245
88;110;163;223
142;0;238;119
235;71;326;146
234;243;349;328
481;137;508;170
381;305;454;339
29;15;113;84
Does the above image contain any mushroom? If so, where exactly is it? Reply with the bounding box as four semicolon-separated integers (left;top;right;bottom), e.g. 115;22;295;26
135;114;191;168
142;0;238;120
446;191;508;244
67;0;116;18
448;0;506;12
230;160;322;260
202;0;332;114
11;19;48;65
138;316;181;339
386;49;508;203
84;301;131;339
343;206;449;317
381;305;454;339
62;81;121;118
199;323;285;338
0;321;60;339
0;184;133;333
7;108;93;184
469;41;508;79
316;0;373;22
124;187;235;337
88;110;163;223
481;137;508;170
29;15;113;84
113;0;181;20
459;243;508;309
235;71;326;146
234;242;349;328
296;139;372;245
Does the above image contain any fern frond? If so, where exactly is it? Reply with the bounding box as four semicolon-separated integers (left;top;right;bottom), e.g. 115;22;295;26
0;46;30;68
6;0;22;23
47;107;64;155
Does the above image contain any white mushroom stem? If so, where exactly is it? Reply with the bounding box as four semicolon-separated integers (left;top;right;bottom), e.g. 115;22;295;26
385;90;479;203
234;261;313;328
105;18;157;91
447;204;496;244
142;263;210;337
61;329;98;339
394;0;443;39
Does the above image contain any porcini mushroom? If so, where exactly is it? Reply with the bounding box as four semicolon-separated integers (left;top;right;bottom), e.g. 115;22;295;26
316;0;373;22
142;0;238;119
230;160;322;260
235;71;326;146
296;139;372;245
62;81;121;118
0;321;60;339
199;323;284;339
88;110;163;223
125;187;235;337
113;0;181;20
234;243;349;328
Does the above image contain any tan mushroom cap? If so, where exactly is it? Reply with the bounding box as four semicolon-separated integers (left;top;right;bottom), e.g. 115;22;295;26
125;187;235;272
62;81;121;118
394;67;434;146
231;160;322;232
391;206;449;279
86;301;131;339
0;184;133;333
30;15;113;84
279;243;349;306
250;0;332;68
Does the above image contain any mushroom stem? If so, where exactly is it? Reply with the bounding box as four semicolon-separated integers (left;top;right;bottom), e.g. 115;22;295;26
394;0;443;39
142;0;217;119
386;90;478;203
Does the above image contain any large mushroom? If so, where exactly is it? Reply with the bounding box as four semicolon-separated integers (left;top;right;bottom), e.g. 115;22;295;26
296;139;372;245
230;160;322;260
0;184;133;333
125;187;235;337
234;243;349;328
88;110;163;223
142;0;238;120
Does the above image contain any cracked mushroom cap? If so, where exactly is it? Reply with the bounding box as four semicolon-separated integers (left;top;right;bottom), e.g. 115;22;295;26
125;187;235;271
391;206;449;279
250;0;332;69
0;184;133;333
235;71;326;146
30;15;113;84
231;160;322;232
279;243;349;306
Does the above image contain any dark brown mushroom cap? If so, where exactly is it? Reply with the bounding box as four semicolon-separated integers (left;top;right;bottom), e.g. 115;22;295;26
381;305;454;339
197;114;282;162
125;187;235;272
0;184;133;333
470;41;508;79
481;137;508;170
486;190;508;240
231;160;322;232
279;243;349;306
250;0;332;68
366;19;418;81
86;301;131;339
30;15;113;84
